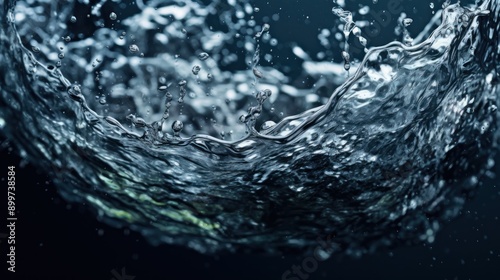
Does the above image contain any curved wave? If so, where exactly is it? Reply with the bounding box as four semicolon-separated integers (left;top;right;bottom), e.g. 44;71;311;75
0;0;499;255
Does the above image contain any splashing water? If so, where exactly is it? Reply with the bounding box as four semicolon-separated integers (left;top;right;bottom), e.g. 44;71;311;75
0;0;499;256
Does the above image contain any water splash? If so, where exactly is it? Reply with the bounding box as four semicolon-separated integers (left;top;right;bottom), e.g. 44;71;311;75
0;0;499;256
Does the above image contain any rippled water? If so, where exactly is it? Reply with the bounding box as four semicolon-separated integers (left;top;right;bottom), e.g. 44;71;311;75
0;0;499;256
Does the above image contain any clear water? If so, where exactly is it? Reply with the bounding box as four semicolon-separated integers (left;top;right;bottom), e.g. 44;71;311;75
0;0;499;256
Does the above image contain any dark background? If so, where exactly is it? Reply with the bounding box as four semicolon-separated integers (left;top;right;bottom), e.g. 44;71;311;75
1;0;499;279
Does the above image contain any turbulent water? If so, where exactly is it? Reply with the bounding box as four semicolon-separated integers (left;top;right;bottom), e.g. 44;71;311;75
0;0;499;256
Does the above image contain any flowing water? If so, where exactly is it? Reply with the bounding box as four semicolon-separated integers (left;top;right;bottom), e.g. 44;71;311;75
0;0;499;256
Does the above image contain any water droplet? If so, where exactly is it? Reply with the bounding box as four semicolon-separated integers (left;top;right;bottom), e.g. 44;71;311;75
430;2;435;9
358;6;370;15
253;68;263;79
207;73;213;80
359;36;367;47
342;50;351;70
178;80;187;86
58;52;65;59
261;121;276;130
32;46;40;53
198;52;210;60
129;44;139;53
403;18;413;27
172;120;184;134
352;27;361;36
158;85;168;92
67;84;84;103
254;7;260;13
109;12;117;20
70;16;77;23
192;65;201;75
64;36;71;42
255;23;270;38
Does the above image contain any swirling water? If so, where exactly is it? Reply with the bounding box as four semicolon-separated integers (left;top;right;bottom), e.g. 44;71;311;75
0;0;499;256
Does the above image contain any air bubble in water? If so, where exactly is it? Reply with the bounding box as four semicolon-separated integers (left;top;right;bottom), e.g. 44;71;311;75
255;23;270;38
109;12;117;20
192;65;201;75
198;52;209;60
172;120;184;135
342;51;350;71
358;6;370;15
261;120;276;130
67;84;84;103
158;85;168;92
254;7;260;13
70;16;77;23
403;18;413;27
430;2;435;9
129;44;139;53
178;80;187;87
253;68;264;79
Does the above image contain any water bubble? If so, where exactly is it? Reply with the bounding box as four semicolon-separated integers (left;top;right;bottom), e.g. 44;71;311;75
109;12;117;20
70;16;77;23
172;120;184;134
254;7;260;13
198;52;210;60
359;36;367;47
403;18;413;27
158;85;168;92
352;27;361;36
165;92;173;103
261;120;276;130
253;68;264;79
207;73;213;80
67;84;84;103
178;80;187;87
430;2;435;9
129;44;139;53
31;46;40;53
342;51;350;70
192;65;201;75
58;52;65;59
181;28;187;34
344;62;351;71
358;6;370;15
372;0;378;3
255;23;270;38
